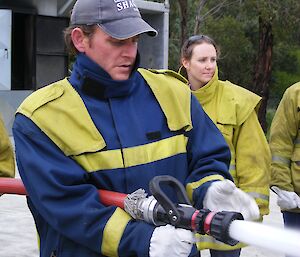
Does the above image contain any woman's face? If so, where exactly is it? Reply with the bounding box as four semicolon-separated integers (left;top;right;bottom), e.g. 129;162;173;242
182;42;217;90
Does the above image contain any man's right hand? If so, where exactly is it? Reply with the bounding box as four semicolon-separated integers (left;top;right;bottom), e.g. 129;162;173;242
271;186;300;210
149;224;195;257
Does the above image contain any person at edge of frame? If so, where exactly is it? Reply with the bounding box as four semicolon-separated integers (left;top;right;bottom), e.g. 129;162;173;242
269;82;300;257
0;113;15;179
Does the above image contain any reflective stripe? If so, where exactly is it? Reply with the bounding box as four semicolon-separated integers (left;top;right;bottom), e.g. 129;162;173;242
102;208;131;257
247;191;269;201
122;134;188;168
255;198;270;216
272;155;291;166
73;134;188;172
186;175;225;201
229;164;236;172
73;149;123;171
294;138;300;145
229;163;238;185
196;234;245;250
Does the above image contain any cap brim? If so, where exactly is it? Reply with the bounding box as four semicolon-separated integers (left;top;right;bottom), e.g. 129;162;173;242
98;17;157;40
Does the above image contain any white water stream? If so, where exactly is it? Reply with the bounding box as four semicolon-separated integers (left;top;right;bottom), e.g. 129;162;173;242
230;220;300;257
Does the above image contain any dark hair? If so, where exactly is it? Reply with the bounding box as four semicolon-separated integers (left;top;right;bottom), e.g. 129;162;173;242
180;34;220;61
63;25;97;56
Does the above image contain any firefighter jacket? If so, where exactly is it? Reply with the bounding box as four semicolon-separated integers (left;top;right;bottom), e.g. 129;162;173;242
13;53;232;257
270;82;300;213
182;67;271;250
0;114;15;177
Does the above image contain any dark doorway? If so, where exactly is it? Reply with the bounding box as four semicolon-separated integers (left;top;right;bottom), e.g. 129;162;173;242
12;12;35;90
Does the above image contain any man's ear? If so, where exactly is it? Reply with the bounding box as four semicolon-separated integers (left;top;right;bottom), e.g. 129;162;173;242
71;28;87;53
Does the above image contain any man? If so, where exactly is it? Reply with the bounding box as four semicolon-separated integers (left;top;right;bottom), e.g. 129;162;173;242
270;82;300;257
0;113;15;178
13;0;259;256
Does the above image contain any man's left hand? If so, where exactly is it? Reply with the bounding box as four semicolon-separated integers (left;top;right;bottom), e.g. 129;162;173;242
203;180;260;221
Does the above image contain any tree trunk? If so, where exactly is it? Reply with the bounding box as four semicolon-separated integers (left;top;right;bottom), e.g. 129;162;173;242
252;16;273;133
178;0;188;47
194;0;207;34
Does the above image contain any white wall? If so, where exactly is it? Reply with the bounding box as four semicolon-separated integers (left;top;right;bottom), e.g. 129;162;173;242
0;9;12;90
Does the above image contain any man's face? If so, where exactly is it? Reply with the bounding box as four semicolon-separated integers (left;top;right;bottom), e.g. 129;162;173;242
83;26;139;81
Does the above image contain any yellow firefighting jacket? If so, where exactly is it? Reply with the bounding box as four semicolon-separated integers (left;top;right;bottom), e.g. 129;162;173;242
0;114;15;177
270;82;300;213
182;67;271;250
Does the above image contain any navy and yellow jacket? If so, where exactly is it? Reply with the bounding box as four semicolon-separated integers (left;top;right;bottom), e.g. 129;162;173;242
13;54;231;257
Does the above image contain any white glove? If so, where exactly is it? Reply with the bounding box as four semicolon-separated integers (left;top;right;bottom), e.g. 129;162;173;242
271;186;300;210
203;180;259;221
149;224;194;257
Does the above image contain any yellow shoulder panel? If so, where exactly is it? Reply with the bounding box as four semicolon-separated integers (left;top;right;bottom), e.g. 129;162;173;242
138;68;192;132
217;81;261;126
17;79;106;156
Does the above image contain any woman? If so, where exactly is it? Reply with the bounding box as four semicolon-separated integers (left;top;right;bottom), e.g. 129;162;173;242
180;35;271;257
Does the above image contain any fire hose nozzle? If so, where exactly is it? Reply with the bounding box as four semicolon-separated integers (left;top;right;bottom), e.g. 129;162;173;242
198;209;244;246
124;176;244;246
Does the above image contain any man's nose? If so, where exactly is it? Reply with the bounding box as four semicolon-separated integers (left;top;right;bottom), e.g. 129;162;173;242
123;41;138;57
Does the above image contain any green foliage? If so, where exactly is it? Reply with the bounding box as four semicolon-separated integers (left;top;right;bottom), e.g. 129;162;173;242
270;48;300;107
266;107;276;138
201;16;255;87
168;1;182;71
270;71;300;106
168;0;300;117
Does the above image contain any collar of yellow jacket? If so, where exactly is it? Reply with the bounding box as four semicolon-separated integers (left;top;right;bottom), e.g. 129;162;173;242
191;67;219;105
187;66;261;126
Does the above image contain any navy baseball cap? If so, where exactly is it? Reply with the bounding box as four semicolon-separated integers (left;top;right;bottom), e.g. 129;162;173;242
70;0;158;39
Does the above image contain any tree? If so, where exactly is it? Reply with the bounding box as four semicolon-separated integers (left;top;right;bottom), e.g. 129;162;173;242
171;0;300;132
177;0;188;47
252;16;273;132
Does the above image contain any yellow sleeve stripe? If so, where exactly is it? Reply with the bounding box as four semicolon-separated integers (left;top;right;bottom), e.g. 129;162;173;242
102;208;132;257
196;234;246;250
186;175;224;201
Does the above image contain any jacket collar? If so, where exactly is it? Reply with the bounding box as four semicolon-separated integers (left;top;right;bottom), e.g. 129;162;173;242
191;67;219;105
69;53;139;99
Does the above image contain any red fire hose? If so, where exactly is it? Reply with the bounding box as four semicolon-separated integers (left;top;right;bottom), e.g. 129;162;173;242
1;176;244;246
0;178;126;209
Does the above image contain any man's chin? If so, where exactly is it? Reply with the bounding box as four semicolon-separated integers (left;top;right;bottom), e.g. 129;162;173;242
111;74;130;81
111;69;132;81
